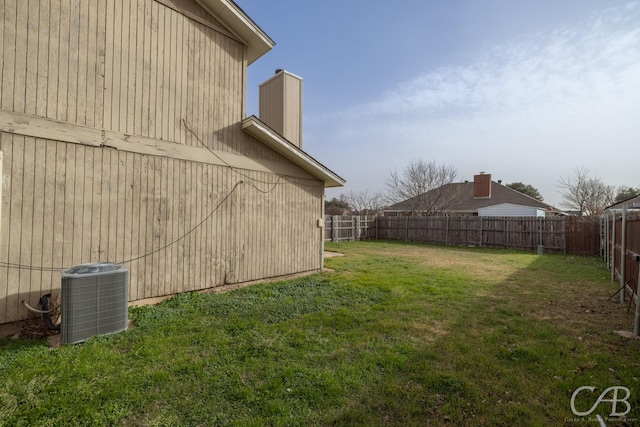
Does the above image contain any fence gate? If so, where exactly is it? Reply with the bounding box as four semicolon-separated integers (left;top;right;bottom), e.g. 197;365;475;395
324;215;376;242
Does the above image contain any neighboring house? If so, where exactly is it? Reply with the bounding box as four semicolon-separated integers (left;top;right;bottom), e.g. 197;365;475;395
606;194;640;211
0;0;344;325
477;203;546;217
383;173;557;217
325;208;353;216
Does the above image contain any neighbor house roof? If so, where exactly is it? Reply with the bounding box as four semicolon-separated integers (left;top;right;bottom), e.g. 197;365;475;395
606;194;640;211
196;0;275;64
386;180;554;214
242;116;346;188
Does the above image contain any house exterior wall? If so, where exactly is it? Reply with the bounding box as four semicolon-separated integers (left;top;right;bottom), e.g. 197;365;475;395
478;204;545;217
0;0;324;324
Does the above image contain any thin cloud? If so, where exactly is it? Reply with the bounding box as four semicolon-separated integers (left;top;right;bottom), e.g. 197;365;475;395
376;14;636;119
308;2;640;205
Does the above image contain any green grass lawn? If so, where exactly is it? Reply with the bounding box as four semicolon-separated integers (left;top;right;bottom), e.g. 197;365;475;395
1;241;639;426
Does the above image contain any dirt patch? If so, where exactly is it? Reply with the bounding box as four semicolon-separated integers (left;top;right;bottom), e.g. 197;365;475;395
0;317;60;341
128;295;175;308
0;321;22;339
324;251;344;258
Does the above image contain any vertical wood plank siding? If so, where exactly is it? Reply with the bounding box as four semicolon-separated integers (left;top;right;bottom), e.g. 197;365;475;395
0;0;324;324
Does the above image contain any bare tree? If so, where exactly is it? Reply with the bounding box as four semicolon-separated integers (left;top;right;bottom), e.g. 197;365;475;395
558;167;614;215
385;158;458;215
342;189;386;215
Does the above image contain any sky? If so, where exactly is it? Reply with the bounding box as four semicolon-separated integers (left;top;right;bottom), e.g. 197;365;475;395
236;0;640;208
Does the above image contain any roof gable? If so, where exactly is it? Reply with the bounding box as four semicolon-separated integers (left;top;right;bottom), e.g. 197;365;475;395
196;0;274;64
607;194;640;210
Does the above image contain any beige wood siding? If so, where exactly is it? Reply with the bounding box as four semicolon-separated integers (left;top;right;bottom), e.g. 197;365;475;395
0;0;325;324
284;78;303;148
0;134;323;323
260;74;285;136
0;0;107;128
259;71;303;148
102;0;250;152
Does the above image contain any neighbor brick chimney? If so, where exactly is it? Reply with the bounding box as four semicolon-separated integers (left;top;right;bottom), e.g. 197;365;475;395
473;173;492;198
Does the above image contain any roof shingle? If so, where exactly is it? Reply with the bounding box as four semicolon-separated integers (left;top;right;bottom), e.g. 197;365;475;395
386;181;553;213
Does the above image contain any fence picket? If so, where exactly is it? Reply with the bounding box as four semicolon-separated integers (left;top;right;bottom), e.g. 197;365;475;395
324;215;376;242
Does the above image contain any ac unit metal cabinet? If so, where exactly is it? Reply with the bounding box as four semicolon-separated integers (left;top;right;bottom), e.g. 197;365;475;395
61;262;129;344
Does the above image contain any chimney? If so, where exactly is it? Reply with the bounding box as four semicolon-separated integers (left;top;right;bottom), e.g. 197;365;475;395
258;69;303;148
473;173;492;198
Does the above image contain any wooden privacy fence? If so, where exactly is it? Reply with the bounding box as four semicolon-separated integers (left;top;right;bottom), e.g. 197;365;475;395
376;216;568;252
324;215;601;254
603;208;640;335
324;215;376;242
563;216;602;256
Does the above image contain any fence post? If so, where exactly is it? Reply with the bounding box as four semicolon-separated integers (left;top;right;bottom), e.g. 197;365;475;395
603;213;608;266
620;206;627;304
537;217;544;255
375;216;379;240
404;216;409;241
600;214;607;262
479;217;483;246
332;215;339;242
604;216;611;268
610;213;615;282
539;217;543;246
355;216;361;241
445;216;449;245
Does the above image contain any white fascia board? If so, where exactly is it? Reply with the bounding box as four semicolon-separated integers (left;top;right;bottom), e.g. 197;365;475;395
196;0;274;64
241;116;346;188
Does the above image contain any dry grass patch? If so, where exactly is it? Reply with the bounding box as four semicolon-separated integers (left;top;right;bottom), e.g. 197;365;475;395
409;319;449;343
370;243;531;284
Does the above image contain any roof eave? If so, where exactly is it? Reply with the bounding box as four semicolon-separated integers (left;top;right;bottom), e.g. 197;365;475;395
241;116;346;188
196;0;274;64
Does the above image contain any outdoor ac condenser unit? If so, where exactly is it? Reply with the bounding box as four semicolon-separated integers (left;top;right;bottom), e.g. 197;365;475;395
61;262;129;344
